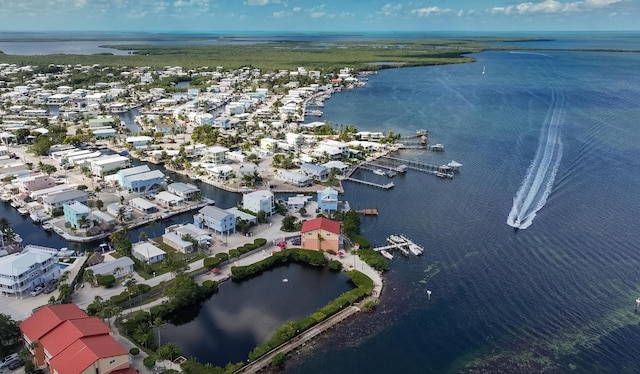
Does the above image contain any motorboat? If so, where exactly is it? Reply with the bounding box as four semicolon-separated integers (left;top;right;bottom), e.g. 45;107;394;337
388;235;405;244
373;169;386;176
380;250;394;260
409;244;424;256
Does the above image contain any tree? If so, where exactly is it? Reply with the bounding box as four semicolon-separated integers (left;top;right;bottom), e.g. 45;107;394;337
156;342;180;370
96;199;104;211
57;283;73;303
152;317;164;347
0;313;21;357
77;215;90;229
83;269;96;287
165;274;201;308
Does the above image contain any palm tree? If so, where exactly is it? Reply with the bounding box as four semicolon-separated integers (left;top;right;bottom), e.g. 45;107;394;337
156;342;180;370
138;231;148;243
152;317;164;347
77;215;90;229
83;269;95;287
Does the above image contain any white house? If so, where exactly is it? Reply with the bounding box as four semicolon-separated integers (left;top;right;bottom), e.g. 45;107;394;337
41;190;89;213
167;182;200;200
202;146;228;164
86;256;135;280
0;246;61;297
89;155;131;177
132;242;166;264
242;190;275;216
129;197;159;214
162;232;193;254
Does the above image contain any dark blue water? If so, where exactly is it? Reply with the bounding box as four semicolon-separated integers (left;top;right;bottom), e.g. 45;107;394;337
158;263;353;366
283;48;640;372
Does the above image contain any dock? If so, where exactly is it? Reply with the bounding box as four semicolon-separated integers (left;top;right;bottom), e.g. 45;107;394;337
345;178;394;189
372;235;424;257
380;155;457;178
355;209;378;215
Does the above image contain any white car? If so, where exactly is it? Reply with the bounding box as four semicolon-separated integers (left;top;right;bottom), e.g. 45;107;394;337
30;286;44;297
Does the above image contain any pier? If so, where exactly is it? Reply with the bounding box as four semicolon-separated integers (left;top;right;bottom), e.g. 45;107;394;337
380;155;457;178
345;178;394;189
355;209;378;215
372;235;424;257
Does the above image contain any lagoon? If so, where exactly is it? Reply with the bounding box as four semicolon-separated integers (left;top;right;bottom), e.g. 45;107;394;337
158;263;353;366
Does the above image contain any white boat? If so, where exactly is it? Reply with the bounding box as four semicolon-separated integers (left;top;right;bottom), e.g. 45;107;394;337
282;278;289;283
380;250;394;260
409;244;424;256
0;194;11;202
373;169;386;176
388;235;405;244
17;207;28;215
482;66;486;75
42;222;53;231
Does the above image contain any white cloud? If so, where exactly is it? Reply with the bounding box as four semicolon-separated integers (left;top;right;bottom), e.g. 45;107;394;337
491;0;622;14
272;10;290;18
380;3;403;16
292;6;301;12
309;5;326;18
411;6;453;17
244;0;269;5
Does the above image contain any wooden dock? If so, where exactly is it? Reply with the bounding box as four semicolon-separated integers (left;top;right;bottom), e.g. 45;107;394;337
372;235;424;257
380;155;455;178
355;209;378;215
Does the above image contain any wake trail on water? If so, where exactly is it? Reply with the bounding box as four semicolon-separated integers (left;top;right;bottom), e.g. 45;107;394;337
507;79;565;230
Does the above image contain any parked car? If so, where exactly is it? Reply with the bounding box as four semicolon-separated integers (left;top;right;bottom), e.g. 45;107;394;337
122;278;137;287
291;237;301;246
5;358;24;370
30;286;44;297
0;353;18;369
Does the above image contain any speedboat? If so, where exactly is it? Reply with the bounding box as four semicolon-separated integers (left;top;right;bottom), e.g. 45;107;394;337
388;235;404;244
409;244;423;256
373;169;386;176
380;250;394;260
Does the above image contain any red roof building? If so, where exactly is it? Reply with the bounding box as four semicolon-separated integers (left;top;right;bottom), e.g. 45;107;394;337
300;217;342;251
19;304;134;374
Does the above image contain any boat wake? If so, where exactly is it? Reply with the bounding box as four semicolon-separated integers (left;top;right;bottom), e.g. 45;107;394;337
507;82;564;230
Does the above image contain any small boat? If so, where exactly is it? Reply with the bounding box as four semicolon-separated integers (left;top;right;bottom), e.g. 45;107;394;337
42;222;53;231
18;207;28;215
482;66;486;75
0;194;11;202
380;250;394;260
409;244;424;256
282;278;289;283
385;170;397;177
388;235;405;244
373;169;386;176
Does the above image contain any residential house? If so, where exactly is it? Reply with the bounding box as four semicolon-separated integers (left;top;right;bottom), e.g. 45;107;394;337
202;146;228;164
129;197;159;214
121;169;165;193
287;195;311;211
15;173;57;193
194;205;236;236
19;304;136;374
154;191;184;207
132;242;166;264
276;170;313;187
242;190;275;216
207;165;234;180
166;223;212;245
162;232;193;254
213;117;232;129
0;246;60;297
301;163;329;181
300;217;342;252
89;155;131;177
116;165;151;186
63;201;92;229
317;187;339;213
125;136;153;148
167;182;200;200
41;189;88;213
322;160;350;175
85;257;135;280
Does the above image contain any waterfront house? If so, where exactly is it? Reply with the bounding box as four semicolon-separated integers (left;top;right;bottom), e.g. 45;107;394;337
132;242;166;264
213;117;232;129
125;135;153;149
287;195;311;211
317;187;339;213
129;197;159;214
92;128;117;139
242;190;275;216
202;146;229;164
166;223;212;245
322;160;349;175
300;217;342;252
42;189;88;213
167;182;200;200
63;201;91;229
207;165;234;180
116;165;151;186
88;117;116;128
154;191;184;207
276;170;313;187
121;169;165;193
89;155;131;177
15;173;57;193
106;203;132;221
162;232;194;254
86;256;135;280
0;246;60;297
19;304;135;373
301;163;329;181
194;205;236;236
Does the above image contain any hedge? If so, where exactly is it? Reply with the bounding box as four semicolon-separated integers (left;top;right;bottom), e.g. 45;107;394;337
97;274;115;287
143;356;156;368
231;249;327;280
129;347;140;355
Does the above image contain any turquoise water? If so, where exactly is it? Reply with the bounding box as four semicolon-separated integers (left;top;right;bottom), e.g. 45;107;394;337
285;39;640;372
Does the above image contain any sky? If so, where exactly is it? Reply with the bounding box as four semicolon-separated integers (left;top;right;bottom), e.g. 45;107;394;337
0;0;637;33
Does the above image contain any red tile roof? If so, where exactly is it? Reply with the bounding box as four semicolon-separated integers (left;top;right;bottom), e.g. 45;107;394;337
50;335;128;374
19;304;88;342
111;369;139;374
300;217;341;234
39;317;112;357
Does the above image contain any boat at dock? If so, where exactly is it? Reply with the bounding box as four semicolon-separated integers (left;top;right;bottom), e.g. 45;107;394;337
42;222;53;231
409;243;424;256
17;207;28;215
373;169;386;176
380;250;394;260
388;235;405;244
0;194;11;202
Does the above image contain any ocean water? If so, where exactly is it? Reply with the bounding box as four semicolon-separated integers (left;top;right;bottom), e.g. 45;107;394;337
284;45;640;372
